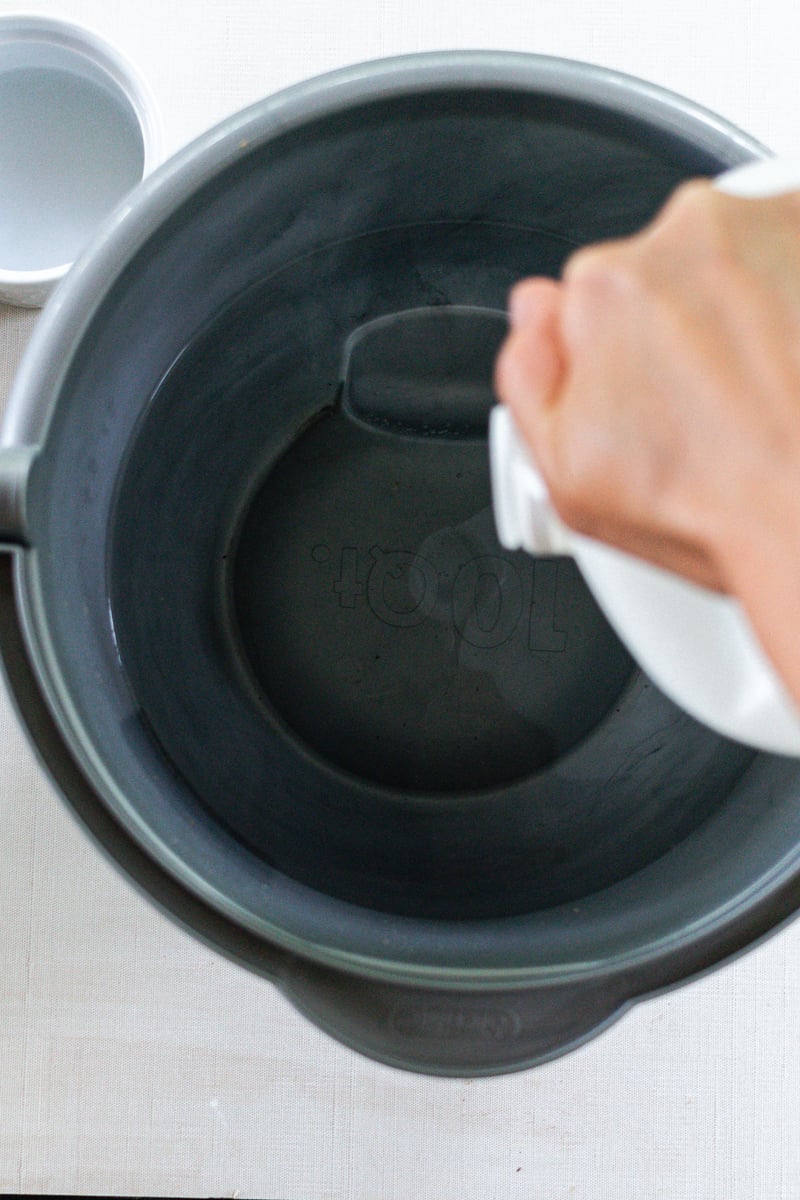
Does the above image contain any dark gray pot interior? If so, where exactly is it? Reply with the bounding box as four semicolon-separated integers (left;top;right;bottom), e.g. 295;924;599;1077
27;71;787;962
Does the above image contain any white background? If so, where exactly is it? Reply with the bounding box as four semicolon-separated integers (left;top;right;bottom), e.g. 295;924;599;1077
1;0;800;1195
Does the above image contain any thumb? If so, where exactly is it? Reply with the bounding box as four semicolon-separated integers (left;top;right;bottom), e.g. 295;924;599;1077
494;278;566;451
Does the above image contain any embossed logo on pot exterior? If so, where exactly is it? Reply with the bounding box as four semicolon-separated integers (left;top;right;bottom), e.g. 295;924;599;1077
389;1000;523;1042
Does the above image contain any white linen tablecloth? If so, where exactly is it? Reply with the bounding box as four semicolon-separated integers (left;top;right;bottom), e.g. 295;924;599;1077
2;0;800;1195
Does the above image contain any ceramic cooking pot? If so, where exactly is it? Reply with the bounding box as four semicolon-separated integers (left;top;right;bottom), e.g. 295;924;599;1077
2;51;798;1076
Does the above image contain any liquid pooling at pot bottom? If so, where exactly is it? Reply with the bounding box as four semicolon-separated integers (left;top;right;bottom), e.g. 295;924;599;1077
231;410;634;791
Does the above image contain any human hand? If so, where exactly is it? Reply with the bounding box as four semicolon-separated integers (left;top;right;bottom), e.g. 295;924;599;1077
493;179;800;700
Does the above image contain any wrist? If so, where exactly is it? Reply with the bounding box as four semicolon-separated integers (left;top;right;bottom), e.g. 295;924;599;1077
710;448;800;704
712;445;800;592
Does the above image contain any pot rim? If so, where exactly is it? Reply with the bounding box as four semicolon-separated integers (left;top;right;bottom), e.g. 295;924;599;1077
2;48;769;446
1;49;780;988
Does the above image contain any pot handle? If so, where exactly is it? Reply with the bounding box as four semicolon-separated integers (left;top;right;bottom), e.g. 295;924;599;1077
340;304;507;439
0;445;38;546
277;957;631;1076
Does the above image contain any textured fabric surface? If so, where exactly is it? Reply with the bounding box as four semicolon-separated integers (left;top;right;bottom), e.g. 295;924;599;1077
2;0;800;1195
